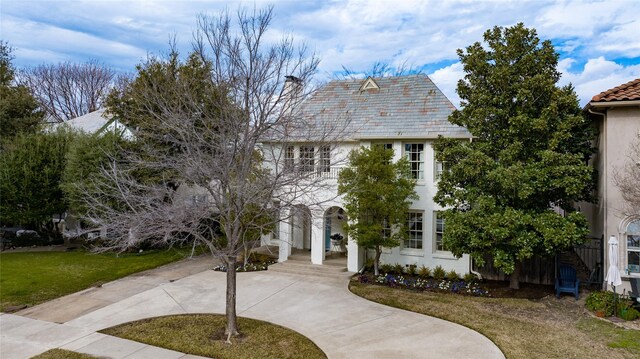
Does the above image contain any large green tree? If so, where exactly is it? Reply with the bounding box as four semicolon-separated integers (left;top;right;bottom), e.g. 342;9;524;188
61;131;130;218
0;42;42;143
0;129;75;234
434;23;596;289
338;145;418;275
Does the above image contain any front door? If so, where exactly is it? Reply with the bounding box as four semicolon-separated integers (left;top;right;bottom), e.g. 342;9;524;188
325;215;331;251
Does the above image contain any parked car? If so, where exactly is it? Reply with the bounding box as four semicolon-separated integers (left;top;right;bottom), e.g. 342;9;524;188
1;227;42;249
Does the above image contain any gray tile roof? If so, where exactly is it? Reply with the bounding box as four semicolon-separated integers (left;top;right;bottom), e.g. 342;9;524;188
299;74;470;140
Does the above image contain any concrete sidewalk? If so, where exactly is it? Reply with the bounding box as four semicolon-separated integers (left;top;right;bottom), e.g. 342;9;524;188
0;313;208;359
17;254;214;323
2;258;504;359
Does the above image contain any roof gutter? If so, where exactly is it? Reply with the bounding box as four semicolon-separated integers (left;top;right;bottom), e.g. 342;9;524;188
588;100;640;108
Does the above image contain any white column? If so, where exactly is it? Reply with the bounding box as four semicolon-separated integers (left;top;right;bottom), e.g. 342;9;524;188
278;207;291;263
347;237;364;272
311;215;324;265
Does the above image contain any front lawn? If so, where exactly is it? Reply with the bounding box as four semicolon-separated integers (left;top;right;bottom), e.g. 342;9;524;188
101;314;326;359
350;281;640;359
0;248;199;311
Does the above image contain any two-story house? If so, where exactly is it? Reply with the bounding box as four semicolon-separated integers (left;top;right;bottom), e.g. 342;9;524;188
266;74;473;274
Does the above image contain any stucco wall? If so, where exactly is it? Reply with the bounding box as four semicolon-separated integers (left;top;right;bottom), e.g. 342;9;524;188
600;106;640;292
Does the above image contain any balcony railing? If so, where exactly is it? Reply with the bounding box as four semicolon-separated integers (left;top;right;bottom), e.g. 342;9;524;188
285;165;343;179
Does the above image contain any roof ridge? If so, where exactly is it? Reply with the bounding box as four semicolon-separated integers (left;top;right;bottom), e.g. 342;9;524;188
327;73;428;84
592;77;640;102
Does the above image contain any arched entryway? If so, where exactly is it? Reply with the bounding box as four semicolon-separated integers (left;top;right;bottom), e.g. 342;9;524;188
324;206;348;254
291;205;311;250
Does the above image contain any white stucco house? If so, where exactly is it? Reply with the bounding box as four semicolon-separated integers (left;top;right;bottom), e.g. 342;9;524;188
265;74;473;274
52;108;133;138
583;78;640;293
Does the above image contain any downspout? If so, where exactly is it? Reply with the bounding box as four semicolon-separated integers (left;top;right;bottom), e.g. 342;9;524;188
467;137;480;278
587;106;607;289
358;246;368;273
469;256;483;280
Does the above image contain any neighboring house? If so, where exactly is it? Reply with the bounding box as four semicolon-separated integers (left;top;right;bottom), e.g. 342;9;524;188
52;108;133;138
266;75;473;274
584;78;640;294
53;109;133;239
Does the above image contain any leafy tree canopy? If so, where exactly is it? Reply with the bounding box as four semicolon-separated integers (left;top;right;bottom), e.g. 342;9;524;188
105;50;226;187
338;145;418;275
0;129;75;230
61;130;131;218
0;41;43;142
433;23;596;288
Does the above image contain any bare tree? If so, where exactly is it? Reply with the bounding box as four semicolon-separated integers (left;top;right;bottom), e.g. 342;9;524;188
614;134;640;216
338;59;419;79
79;7;347;340
19;60;115;122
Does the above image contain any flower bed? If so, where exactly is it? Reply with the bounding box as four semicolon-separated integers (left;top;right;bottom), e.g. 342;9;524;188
356;272;490;297
213;252;277;273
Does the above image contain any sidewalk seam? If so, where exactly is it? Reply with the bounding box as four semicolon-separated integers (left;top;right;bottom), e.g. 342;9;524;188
162;288;189;313
238;279;299;315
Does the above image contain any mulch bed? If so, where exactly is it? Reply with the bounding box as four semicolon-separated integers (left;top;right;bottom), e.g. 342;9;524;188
482;280;554;299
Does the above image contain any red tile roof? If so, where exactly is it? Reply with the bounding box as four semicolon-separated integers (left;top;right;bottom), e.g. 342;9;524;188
591;78;640;102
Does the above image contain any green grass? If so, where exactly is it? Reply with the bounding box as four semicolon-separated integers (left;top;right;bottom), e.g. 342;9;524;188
577;318;640;351
30;349;97;359
101;314;326;359
0;248;197;311
350;281;640;359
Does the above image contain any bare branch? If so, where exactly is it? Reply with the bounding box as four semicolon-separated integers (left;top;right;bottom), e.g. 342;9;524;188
76;7;349;337
19;60;115;122
613;134;640;216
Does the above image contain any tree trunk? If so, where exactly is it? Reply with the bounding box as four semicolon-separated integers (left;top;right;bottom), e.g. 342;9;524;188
225;257;239;337
374;247;382;276
509;261;522;289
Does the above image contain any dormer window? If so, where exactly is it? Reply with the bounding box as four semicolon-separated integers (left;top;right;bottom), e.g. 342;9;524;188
359;77;380;92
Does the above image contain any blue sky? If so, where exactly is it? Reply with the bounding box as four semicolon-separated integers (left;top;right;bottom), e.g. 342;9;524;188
2;0;639;106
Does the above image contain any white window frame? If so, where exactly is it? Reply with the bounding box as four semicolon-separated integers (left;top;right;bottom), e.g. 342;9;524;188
319;145;331;173
434;211;448;252
284;145;295;171
404;143;425;180
626;219;640;274
435;159;446;181
299;146;315;172
403;211;423;251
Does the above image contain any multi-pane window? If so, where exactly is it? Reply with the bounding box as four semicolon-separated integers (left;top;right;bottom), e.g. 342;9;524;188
300;146;315;172
435;159;446;181
404;143;424;180
319;145;331;173
284;145;295;171
381;217;392;240
627;220;640;273
435;211;447;251
373;143;394;164
404;211;423;249
189;194;208;206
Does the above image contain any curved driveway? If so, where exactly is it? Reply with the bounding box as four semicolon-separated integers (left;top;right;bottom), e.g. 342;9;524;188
61;270;504;359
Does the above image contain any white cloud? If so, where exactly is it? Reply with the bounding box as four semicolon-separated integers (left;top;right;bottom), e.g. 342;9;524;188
559;57;640;105
2;15;148;70
0;0;637;105
429;62;464;108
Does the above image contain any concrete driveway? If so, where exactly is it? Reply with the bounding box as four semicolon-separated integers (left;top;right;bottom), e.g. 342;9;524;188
2;263;504;358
